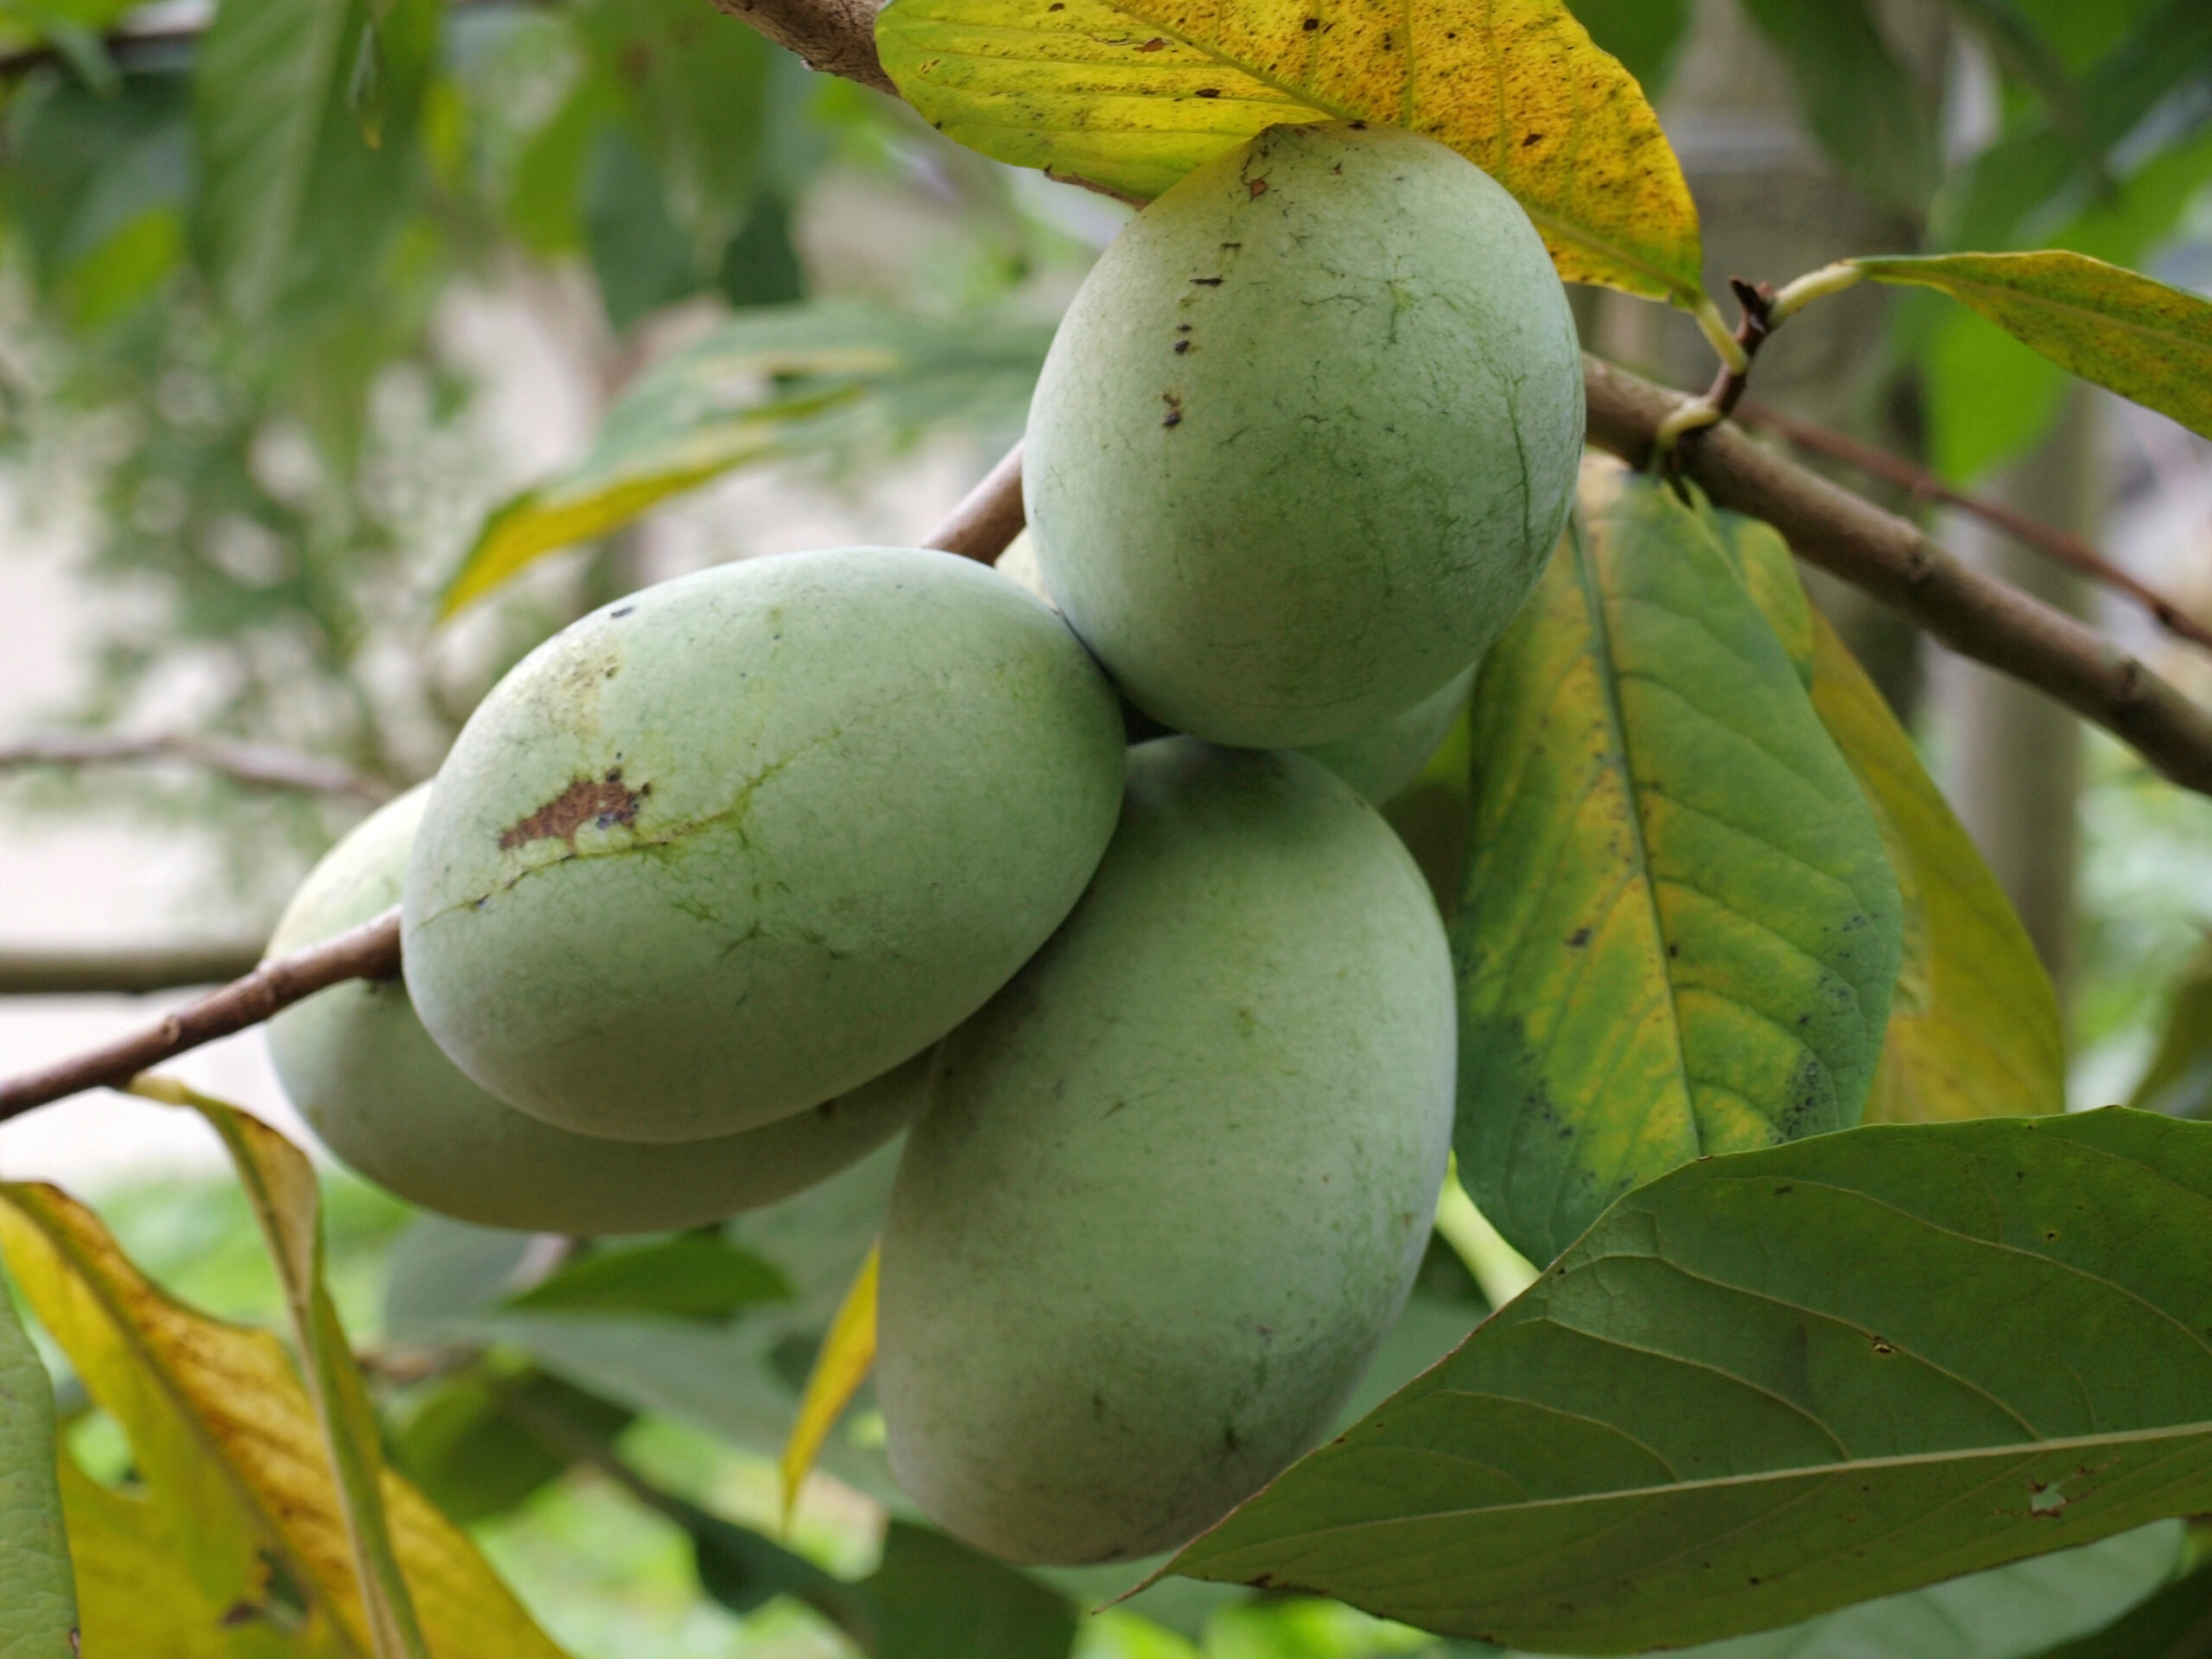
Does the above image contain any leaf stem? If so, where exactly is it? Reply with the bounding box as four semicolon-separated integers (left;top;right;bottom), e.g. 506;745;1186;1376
1434;1160;1540;1308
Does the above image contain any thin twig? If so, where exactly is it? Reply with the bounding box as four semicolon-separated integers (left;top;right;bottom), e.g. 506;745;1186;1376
1734;398;2212;654
0;907;400;1122
923;441;1025;563
0;733;393;804
1583;355;2212;795
0;943;269;996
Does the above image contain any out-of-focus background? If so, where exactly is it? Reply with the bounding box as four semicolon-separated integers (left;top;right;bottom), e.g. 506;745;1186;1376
1;0;2209;1653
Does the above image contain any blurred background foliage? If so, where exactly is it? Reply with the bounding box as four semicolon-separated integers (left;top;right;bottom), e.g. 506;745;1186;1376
0;0;2210;1652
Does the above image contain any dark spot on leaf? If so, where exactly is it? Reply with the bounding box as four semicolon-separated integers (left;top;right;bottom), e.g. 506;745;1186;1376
1349;119;1366;130
1774;1185;1793;1194
1567;926;1590;946
2045;1229;2059;1241
1196;86;1220;97
1138;35;1164;48
1522;130;1543;147
500;769;648;850
1871;1338;1894;1355
1302;15;1318;27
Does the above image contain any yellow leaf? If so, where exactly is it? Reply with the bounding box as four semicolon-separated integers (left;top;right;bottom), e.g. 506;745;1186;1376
876;0;1701;301
779;1243;878;1525
1803;617;2066;1122
1856;251;2212;442
0;1170;574;1659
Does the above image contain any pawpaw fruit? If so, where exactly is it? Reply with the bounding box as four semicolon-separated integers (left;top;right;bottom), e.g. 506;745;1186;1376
402;548;1125;1142
879;737;1454;1565
268;786;932;1233
1025;120;1584;747
1300;664;1475;805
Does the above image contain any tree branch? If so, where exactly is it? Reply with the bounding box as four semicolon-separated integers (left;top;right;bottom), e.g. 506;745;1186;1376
1;733;394;804
1582;355;2212;795
0;943;269;996
0;908;399;1122
699;0;893;90
1734;397;2212;655
925;441;1025;563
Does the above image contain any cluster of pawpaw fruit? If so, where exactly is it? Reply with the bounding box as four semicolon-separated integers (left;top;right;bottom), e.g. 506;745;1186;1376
267;120;1584;1566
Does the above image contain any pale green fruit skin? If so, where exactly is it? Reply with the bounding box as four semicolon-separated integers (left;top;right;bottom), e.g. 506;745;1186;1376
270;786;931;1233
880;738;1455;1566
1026;121;1584;748
403;548;1125;1142
1300;664;1475;804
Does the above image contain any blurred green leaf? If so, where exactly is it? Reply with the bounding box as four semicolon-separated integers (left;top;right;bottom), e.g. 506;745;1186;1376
1461;1522;2192;1659
1171;1109;2212;1652
584;123;699;329
193;0;435;320
392;1366;635;1527
719;190;806;309
1563;0;1688;94
0;1259;75;1659
382;1216;540;1343
1860;250;2212;440
1742;0;1938;213
1932;0;2101;181
2127;943;2212;1119
507;1235;791;1322
442;301;1052;614
870;1522;1077;1658
1452;468;1901;1267
2029;1557;2212;1657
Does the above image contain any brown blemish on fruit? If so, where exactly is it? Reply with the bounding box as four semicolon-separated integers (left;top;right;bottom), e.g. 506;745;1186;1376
500;769;650;849
1247;178;1268;198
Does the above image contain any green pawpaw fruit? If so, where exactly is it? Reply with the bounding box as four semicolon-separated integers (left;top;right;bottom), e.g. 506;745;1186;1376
402;547;1125;1141
879;738;1454;1566
1025;120;1583;747
269;786;932;1234
1300;664;1476;805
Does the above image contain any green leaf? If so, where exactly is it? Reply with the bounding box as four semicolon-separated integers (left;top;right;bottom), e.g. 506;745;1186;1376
1452;468;1902;1268
874;0;1703;302
2030;1555;2212;1658
1563;0;1688;94
391;1367;635;1526
1930;0;2102;182
585;124;699;331
441;301;1052;614
1741;0;1937;213
0;1175;574;1659
1465;1522;2191;1659
145;1077;434;1659
1859;251;2212;441
193;0;435;320
505;1235;791;1322
1168;1109;2212;1652
1807;613;2066;1123
0;1261;74;1659
2127;943;2212;1120
871;1522;1077;1658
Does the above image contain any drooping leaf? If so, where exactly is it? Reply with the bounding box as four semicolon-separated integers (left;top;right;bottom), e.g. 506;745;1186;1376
1740;0;1938;213
1452;468;1902;1267
1931;0;2102;182
0;1262;74;1659
1170;1109;2212;1651
0;1177;573;1658
441;301;1051;615
874;0;1702;302
1859;251;2212;440
505;1235;791;1322
870;1522;1077;1658
136;1077;431;1659
780;1242;877;1520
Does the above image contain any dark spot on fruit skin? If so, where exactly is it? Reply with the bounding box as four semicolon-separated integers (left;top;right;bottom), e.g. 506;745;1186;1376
1173;340;1191;353
500;769;650;850
1191;276;1223;286
610;605;634;617
1247;177;1268;198
1349;119;1367;130
1161;391;1183;427
1176;322;1192;331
